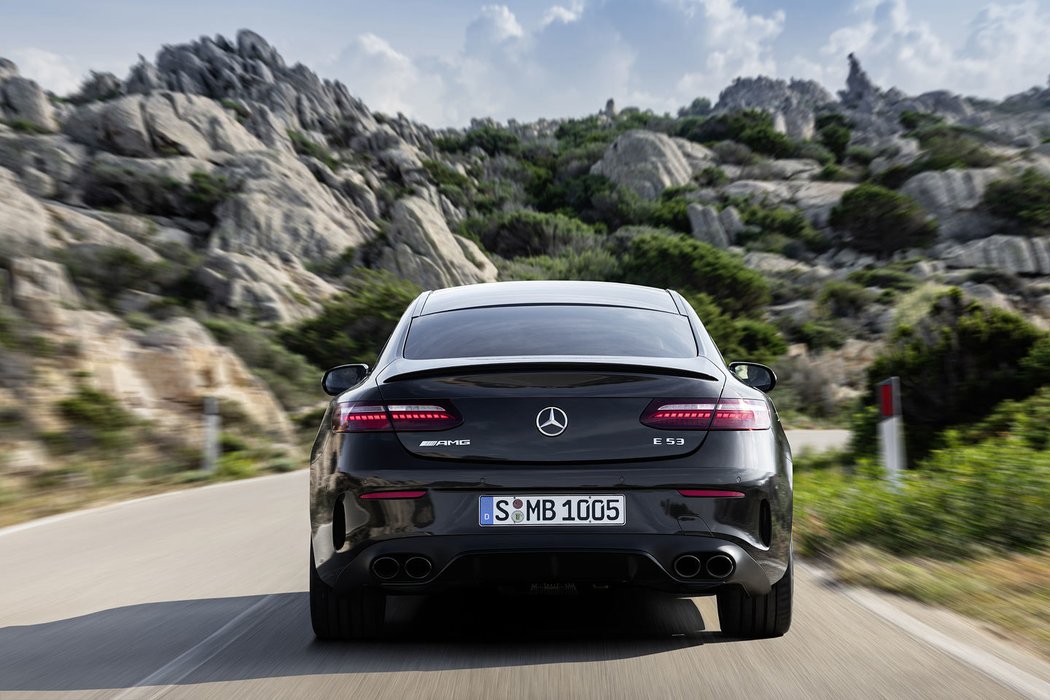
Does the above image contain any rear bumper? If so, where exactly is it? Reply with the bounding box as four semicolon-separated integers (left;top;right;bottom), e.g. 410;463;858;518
316;532;782;597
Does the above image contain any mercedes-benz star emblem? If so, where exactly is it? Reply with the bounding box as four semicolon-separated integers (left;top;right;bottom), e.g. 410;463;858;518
536;406;568;437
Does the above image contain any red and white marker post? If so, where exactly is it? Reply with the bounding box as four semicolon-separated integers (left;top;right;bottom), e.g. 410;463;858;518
877;377;905;484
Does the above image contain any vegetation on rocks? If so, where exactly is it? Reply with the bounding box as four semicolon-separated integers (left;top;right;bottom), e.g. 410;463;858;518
984;168;1050;234
830;183;937;254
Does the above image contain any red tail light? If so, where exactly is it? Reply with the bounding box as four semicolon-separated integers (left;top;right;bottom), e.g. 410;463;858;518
333;401;462;433
678;489;745;498
640;398;771;430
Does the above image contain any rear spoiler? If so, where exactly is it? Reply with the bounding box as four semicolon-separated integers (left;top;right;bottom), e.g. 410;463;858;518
379;357;723;383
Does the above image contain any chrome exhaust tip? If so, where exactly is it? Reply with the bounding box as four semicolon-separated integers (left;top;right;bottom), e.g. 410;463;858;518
372;556;400;580
404;556;433;580
673;554;703;578
706;553;735;579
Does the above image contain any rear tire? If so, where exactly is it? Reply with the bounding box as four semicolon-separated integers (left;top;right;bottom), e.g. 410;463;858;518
310;547;385;640
716;560;792;639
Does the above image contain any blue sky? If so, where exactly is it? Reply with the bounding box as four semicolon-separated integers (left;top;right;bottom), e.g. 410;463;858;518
1;0;1047;126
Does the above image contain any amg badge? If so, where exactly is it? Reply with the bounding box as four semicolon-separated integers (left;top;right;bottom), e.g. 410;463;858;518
419;439;471;447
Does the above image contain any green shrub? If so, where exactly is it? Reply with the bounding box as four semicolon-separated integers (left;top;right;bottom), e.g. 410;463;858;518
984;168;1050;234
499;249;622;282
438;125;523;156
816;113;851;162
830;183;937;255
677;110;793;158
3;118;52;134
216;452;256;480
620;233;770;315
696;166;729;187
795;436;1050;558
734;202;828;253
422;159;473;207
184;171;235;219
686;293;786;364
280;269;420;369
677;98;712;118
899;110;943;131
847;268;919;292
462;210;600;259
818;281;875;318
851;289;1048;461
647;189;694;233
287;130;339;170
56;387;134;451
914;129;999;171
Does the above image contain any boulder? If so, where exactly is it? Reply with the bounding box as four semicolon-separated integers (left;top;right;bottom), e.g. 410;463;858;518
0;166;57;255
0;133;88;199
0;74;57;132
687;204;730;248
378;197;497;289
900;169;1004;241
197;251;336;323
937;235;1050;276
591;130;711;200
64;93;264;159
210;150;375;263
721;180;855;228
8;257;82;328
45;204;162;261
739;159;821;181
714;76;833;140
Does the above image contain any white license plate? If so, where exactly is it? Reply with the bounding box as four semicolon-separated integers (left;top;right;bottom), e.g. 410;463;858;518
478;495;625;527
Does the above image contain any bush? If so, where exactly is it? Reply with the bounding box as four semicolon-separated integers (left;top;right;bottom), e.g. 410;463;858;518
280;269;420;369
677;98;712;118
462;210;600;259
851;289;1049;461
795;437;1050;558
620;232;770;315
442;125;522;157
686;293;786;364
422;159;473;207
529;173;649;233
846;268;918;292
56;386;134;451
830;183;937;255
815;113;851;162
734;202;828;253
499;249;621;282
984;168;1050;234
677;110;793;158
818;281;875;318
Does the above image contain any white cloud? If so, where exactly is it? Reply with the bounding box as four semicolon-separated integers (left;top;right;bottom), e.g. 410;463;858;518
7;48;82;95
806;0;1050;98
327;0;787;126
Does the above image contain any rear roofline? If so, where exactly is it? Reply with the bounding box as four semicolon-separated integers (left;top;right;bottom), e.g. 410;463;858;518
417;281;682;316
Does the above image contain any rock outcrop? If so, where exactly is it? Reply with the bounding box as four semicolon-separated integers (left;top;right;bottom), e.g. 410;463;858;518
64;93;264;159
715;76;833;140
378;197;497;289
0;61;57;132
197;251;336;323
938;235;1050;276
0;166;56;255
900;169;1004;241
591;130;715;199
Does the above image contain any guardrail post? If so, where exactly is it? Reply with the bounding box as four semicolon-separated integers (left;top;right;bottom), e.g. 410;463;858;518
202;396;220;473
877;377;905;485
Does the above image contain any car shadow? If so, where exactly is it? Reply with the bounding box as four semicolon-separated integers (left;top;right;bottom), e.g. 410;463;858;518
0;588;734;691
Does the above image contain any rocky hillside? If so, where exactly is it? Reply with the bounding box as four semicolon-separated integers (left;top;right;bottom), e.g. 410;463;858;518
3;31;1050;494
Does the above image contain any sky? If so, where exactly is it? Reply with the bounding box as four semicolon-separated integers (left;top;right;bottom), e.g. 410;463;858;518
2;0;1049;127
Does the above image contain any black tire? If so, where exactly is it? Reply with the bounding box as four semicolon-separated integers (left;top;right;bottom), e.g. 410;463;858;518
310;547;386;640
716;560;792;638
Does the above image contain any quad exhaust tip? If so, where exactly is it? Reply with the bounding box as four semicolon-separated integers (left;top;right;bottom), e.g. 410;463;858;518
706;553;735;579
673;554;703;579
404;556;433;580
372;556;400;580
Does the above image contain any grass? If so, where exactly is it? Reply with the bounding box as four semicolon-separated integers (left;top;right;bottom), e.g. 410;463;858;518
830;545;1050;660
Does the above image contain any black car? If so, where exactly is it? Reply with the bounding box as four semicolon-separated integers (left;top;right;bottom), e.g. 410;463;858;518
309;281;792;640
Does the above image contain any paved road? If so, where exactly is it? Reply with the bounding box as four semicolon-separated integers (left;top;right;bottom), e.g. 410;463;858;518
1;431;1047;700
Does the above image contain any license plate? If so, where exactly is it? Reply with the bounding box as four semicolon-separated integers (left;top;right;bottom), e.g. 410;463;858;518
478;495;625;527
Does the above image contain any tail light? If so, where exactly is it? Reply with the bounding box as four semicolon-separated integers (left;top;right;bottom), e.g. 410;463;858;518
640;398;771;430
333;401;462;433
359;490;427;499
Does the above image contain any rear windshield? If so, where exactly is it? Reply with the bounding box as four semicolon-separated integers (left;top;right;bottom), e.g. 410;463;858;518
404;305;698;359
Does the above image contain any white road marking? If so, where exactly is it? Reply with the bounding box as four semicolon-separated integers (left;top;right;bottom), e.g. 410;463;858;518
111;594;281;700
804;564;1050;700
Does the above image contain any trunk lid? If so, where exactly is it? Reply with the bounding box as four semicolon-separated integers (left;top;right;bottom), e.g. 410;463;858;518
376;357;726;463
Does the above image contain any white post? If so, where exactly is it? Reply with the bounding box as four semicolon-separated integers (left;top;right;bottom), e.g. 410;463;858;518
202;396;220;473
877;377;905;484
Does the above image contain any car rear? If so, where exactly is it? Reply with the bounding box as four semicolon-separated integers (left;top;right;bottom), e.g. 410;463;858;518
309;281;792;640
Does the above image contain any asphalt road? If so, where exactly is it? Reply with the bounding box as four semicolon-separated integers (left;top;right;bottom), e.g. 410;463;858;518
1;430;1048;700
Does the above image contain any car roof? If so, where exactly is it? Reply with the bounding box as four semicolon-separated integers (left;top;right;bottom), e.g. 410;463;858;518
418;281;681;316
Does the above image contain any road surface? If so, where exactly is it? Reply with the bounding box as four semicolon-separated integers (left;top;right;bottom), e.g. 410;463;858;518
1;431;1048;700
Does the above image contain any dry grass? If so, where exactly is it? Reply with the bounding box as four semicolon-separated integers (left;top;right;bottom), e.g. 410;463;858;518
831;544;1050;660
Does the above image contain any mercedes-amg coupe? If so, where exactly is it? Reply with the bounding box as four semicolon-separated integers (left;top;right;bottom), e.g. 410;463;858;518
309;281;792;640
